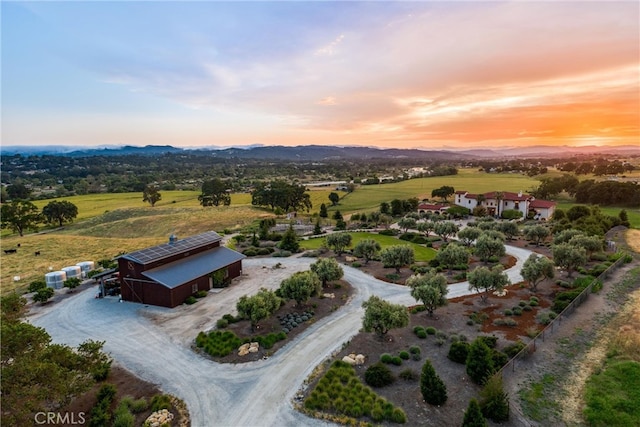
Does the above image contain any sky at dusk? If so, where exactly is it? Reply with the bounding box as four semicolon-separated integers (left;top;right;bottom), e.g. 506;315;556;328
2;1;639;149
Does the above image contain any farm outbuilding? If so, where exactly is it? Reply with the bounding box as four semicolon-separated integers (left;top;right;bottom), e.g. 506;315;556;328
117;231;245;308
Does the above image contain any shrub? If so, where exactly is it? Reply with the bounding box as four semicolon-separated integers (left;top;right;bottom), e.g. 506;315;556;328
243;248;257;257
426;326;436;335
589;263;609;276
380;353;393;364
504;309;513;316
417;330;427;339
399;351;410;360
522;305;533;312
399;369;418;381
150;394;172;412
28;280;47;293
257;247;272;256
492;350;509;369
529;296;539;303
436;330;448;340
184;296;197;305
409;346;421;355
391;356;403;366
436;338;446;346
479;376;510;422
352;262;361;268
518;301;527;307
503;341;526;358
512;307;523;316
493;318;506;326
477;335;498;349
365;363;395;387
216;318;228;329
448;341;470;364
528;299;539;307
272;250;292;257
195;290;208;298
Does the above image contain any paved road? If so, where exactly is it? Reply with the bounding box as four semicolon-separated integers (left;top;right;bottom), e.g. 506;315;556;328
30;244;532;427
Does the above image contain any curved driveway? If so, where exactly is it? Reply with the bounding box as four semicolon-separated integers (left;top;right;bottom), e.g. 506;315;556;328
30;244;532;427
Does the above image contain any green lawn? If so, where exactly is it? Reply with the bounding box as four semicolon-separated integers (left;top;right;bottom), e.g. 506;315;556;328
301;231;436;261
331;168;541;215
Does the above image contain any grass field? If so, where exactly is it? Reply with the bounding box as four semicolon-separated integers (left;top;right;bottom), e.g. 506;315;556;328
331;168;541;215
300;231;436;262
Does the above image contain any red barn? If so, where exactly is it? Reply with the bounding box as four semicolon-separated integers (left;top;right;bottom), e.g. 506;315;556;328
118;231;245;308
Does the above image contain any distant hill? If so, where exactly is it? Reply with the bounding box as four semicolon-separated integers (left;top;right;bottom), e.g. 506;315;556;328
2;144;638;159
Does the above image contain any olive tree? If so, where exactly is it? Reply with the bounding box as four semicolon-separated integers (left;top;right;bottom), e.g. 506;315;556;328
434;221;459;242
325;232;352;256
552;243;587;278
407;271;448;317
310;258;343;287
468;265;510;304
279;271;322;306
353;238;381;264
236;288;282;331
435;242;469;270
362;295;409;338
380;245;415;273
523;225;550;246
521;254;555;292
474;234;506;264
457;227;481;246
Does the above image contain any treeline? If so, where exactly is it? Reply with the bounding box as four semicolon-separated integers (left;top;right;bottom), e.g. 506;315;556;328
532;175;640;207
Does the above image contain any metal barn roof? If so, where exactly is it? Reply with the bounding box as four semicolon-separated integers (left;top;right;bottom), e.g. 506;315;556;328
141;246;245;289
121;231;222;265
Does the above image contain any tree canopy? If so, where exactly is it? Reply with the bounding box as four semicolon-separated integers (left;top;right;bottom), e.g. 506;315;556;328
435;243;469;270
407;271;448;317
380;245;415;273
474;234;506;264
353;239;381;264
468;265;510;303
199;178;231;206
310;258;343;287
362;295;409;337
251;180;312;212
279;271;321;306
552;243;587;277
1;200;42;236
434;221;459;242
431;186;455;202
42;200;78;227
521;254;555;293
236;288;282;330
142;184;162;207
325;232;352;256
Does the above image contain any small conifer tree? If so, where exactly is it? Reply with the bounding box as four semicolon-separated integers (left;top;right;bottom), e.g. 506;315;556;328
462;398;487;427
420;359;447;405
466;338;495;385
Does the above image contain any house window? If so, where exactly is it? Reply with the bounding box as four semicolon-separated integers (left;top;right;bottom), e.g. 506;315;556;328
514;202;520;210
192;283;198;293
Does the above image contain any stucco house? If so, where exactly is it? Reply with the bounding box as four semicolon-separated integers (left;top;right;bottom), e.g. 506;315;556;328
454;190;556;220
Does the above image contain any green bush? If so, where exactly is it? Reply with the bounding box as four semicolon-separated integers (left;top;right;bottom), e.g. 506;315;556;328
243;248;258;257
257;247;272;256
528;299;539;307
272;250;292;257
504;309;513;316
522;305;533;312
216;318;229;328
512;307;523;316
352;262;361;268
28;280;47;293
195;290;208;298
184;296;197;305
466;339;495;385
480;376;510;422
391;356;403;366
417;330;427;339
112;401;135;427
399;351;410;360
503;341;526;358
409;346;421;355
150;394;172;412
477;335;498;349
493;318;506;326
380;353;393;364
365;363;395;387
589;263;609;276
426;326;436;335
492;350;509;369
448;341;470;364
420;360;448;405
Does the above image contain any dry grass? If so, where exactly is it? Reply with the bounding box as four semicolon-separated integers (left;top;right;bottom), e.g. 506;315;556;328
626;229;640;254
613;289;640;362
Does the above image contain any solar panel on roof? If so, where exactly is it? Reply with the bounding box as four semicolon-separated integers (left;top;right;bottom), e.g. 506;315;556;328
124;231;222;265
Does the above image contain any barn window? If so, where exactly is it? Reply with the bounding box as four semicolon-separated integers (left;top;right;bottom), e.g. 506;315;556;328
192;283;198;293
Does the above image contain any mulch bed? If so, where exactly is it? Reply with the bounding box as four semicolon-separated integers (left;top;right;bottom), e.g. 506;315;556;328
199;280;353;364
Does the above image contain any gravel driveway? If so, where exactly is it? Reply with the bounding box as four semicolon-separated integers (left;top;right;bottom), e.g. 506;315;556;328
29;244;532;427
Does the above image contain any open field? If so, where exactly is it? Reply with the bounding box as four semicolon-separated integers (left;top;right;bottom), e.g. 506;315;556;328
628;230;640;253
300;231;436;262
332;168;541;214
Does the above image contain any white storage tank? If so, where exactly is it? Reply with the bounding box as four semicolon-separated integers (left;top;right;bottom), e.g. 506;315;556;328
45;271;67;289
76;261;95;277
62;265;82;280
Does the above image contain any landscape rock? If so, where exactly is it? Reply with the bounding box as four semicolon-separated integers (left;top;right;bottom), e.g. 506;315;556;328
144;409;174;427
323;293;335;299
345;256;358;262
342;355;356;365
354;354;365;365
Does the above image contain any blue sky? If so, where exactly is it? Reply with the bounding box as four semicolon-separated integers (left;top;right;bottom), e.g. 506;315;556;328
2;1;638;149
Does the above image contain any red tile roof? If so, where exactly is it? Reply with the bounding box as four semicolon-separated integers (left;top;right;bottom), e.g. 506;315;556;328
529;199;556;208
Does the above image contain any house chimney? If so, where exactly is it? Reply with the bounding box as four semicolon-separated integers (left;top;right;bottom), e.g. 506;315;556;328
169;234;178;245
518;191;522;197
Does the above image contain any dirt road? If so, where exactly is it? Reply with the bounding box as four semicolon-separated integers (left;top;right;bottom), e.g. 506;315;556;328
29;244;532;427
